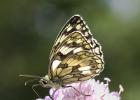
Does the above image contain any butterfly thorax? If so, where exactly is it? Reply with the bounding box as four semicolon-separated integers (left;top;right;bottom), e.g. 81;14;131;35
39;75;62;89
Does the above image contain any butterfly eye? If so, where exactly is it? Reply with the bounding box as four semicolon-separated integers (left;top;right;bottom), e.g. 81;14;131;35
39;79;48;87
42;80;47;85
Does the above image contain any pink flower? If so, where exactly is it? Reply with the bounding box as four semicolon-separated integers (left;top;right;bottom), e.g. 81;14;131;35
37;78;123;100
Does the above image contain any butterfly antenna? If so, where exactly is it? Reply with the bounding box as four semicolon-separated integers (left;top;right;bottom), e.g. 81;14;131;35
19;74;43;86
32;84;41;98
24;79;39;86
19;74;42;79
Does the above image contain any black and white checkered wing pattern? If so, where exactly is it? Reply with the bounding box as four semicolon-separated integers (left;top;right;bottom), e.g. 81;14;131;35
48;15;104;84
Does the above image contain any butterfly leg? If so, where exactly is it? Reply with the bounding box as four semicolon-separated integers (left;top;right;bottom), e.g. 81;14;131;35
63;85;90;96
32;84;41;98
49;88;58;100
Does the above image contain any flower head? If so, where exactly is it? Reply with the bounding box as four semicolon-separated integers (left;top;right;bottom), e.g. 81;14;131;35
37;78;123;100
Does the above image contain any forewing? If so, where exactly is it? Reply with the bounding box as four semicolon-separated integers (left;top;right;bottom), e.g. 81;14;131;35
49;15;103;60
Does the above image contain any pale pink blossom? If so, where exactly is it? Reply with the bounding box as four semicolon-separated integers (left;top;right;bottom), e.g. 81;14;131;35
37;78;123;100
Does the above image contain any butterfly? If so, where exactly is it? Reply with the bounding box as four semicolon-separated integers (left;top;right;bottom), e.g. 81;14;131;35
20;14;104;96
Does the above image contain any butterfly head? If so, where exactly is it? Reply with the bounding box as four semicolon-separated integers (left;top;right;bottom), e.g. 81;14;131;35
39;75;61;88
39;75;50;87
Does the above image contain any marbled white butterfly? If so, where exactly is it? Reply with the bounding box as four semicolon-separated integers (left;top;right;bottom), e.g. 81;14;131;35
20;14;104;96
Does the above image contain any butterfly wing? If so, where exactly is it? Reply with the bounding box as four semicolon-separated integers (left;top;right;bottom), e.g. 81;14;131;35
48;15;104;84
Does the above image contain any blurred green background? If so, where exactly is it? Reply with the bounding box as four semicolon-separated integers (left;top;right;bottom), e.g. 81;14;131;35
0;0;140;100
